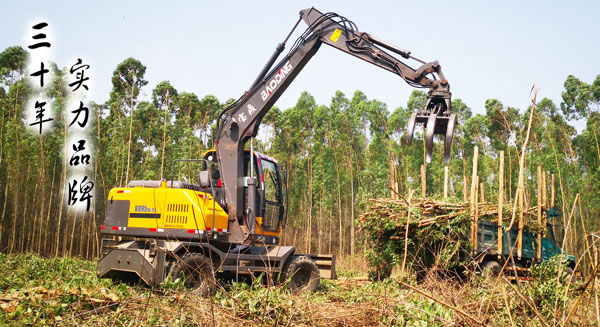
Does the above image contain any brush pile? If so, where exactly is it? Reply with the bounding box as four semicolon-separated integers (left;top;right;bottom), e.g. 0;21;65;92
358;197;543;280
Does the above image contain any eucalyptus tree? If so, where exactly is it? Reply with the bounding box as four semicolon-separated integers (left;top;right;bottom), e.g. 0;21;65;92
107;58;147;186
152;81;178;179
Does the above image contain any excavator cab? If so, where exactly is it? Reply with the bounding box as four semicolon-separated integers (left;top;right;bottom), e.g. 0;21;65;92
203;149;285;244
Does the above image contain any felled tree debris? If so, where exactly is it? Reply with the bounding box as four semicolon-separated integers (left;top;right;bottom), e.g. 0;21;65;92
358;197;543;281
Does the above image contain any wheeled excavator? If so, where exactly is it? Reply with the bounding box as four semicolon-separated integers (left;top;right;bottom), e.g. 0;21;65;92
97;7;455;294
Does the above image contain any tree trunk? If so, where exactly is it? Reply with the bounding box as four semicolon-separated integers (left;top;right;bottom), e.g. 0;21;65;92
159;95;171;180
329;134;344;255
125;74;136;184
42;158;57;254
306;157;312;254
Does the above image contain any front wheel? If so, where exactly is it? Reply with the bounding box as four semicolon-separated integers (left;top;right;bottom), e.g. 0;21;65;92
169;253;215;296
281;256;320;294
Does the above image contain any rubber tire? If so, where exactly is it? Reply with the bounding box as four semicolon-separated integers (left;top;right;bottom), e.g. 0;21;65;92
565;267;574;275
481;260;502;277
169;253;215;297
281;256;320;294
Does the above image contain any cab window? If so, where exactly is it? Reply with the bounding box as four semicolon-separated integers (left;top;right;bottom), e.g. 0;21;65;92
261;159;280;203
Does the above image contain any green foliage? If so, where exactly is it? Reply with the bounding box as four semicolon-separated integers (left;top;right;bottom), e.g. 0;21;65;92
527;255;575;320
0;46;28;84
360;200;472;280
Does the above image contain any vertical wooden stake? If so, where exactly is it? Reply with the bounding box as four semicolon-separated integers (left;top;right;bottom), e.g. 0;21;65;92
421;164;426;198
470;146;479;251
498;151;504;258
542;170;547;209
542;170;547;252
480;182;486;203
517;181;524;259
444;165;449;200
463;175;468;202
390;159;396;199
537;165;542;261
401;190;414;276
551;174;555;208
473;176;480;251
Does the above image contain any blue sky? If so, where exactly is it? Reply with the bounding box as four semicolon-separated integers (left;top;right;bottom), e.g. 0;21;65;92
2;1;599;124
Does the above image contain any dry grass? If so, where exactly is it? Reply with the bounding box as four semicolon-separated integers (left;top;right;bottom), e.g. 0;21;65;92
0;253;597;326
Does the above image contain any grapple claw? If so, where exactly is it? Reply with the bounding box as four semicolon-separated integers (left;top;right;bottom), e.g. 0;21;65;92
425;114;437;164
443;114;457;164
406;113;417;145
406;91;455;163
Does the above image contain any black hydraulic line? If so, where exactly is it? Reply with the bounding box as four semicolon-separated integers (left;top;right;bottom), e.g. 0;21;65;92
250;17;302;89
250;43;284;90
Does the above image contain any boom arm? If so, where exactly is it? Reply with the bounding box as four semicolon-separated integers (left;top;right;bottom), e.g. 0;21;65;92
215;7;455;244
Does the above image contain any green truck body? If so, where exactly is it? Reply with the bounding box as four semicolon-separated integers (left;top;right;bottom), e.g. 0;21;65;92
475;212;575;270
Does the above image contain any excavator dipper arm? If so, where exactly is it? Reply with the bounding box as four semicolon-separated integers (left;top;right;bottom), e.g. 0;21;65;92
215;7;455;244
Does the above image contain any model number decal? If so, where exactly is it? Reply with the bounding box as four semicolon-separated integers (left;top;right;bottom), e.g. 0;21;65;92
135;205;156;213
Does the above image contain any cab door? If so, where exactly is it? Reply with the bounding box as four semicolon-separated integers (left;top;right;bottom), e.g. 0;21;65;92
259;158;283;232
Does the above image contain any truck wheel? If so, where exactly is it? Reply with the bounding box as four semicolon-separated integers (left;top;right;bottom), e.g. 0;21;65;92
565;267;575;281
281;256;320;294
481;260;501;277
565;267;574;275
170;253;215;296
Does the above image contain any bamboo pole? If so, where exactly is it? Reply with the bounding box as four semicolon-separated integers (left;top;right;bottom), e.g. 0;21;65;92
470;146;479;251
579;196;593;272
508;85;538;230
444;165;449;200
561;194;580;257
421;164;426;198
498;151;504;258
537;166;542;261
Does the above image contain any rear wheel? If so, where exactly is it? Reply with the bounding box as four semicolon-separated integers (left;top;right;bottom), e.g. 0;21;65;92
169;253;215;296
565;267;574;275
281;256;320;294
565;266;576;282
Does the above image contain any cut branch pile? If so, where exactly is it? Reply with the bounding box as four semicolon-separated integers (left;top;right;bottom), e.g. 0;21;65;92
359;198;543;234
358;197;544;280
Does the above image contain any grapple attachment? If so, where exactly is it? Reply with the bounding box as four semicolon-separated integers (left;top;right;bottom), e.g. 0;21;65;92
406;96;456;164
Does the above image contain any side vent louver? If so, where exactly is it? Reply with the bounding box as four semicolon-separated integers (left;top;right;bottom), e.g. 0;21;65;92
166;203;189;225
